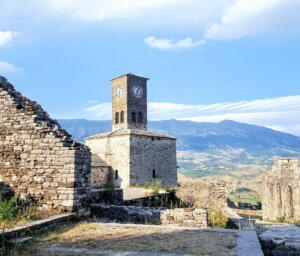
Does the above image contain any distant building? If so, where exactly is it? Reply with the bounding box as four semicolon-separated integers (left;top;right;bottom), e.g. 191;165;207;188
86;73;177;188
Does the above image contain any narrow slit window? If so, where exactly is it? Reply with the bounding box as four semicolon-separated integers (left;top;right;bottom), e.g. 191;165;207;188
152;169;156;178
138;111;143;123
132;111;137;122
115;170;118;179
120;111;124;123
115;112;119;124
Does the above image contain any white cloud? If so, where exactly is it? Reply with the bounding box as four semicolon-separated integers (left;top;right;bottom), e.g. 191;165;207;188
44;0;230;25
0;1;231;32
46;0;188;21
2;1;299;47
144;37;206;51
83;94;300;136
205;0;300;40
0;31;19;46
83;103;112;119
0;61;21;73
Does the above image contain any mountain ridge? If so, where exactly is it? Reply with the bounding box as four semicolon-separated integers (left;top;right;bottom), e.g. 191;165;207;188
58;119;300;179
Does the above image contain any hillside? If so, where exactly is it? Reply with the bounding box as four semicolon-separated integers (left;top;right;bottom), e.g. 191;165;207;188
58;119;300;179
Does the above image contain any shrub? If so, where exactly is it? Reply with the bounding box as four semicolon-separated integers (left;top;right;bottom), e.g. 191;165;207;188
0;197;37;253
208;210;238;229
0;197;20;229
144;180;171;195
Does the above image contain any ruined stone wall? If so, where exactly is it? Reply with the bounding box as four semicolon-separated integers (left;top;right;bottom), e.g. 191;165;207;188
0;76;91;213
90;204;208;227
161;208;207;227
130;135;177;187
176;176;263;210
262;158;300;221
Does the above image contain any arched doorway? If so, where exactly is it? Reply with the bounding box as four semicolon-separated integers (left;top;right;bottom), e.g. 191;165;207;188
287;185;294;218
227;188;262;220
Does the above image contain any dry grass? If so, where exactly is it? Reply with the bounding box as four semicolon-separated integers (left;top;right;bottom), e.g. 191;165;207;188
17;222;238;256
233;209;262;217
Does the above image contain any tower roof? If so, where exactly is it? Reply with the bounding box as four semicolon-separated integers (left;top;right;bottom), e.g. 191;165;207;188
111;73;149;81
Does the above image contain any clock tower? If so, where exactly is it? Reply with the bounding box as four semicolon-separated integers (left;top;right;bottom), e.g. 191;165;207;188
111;73;148;131
86;72;177;189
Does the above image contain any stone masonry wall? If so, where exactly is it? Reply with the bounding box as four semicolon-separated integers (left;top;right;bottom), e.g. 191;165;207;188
0;76;91;213
160;208;208;227
130;135;177;187
86;135;130;188
90;204;208;227
91;166;111;187
86;133;177;188
262;158;300;221
176;176;262;211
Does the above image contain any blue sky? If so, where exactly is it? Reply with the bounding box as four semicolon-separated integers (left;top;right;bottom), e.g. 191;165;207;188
1;0;300;135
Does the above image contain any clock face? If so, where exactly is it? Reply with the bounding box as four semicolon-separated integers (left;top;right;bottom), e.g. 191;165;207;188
131;85;143;98
115;85;124;98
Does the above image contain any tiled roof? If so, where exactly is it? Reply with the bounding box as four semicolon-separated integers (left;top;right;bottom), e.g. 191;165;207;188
86;128;176;140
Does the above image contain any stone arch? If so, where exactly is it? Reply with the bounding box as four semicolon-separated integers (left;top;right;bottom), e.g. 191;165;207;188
225;180;263;200
287;185;294;218
176;176;264;212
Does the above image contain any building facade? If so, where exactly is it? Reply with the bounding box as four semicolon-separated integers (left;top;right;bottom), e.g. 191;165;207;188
86;73;177;188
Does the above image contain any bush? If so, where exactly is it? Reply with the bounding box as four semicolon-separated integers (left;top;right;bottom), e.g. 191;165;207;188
144;180;171;195
208;210;238;229
0;197;37;254
0;197;20;229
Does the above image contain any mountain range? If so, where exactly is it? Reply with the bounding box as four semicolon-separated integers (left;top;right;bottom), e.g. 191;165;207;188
58;119;300;179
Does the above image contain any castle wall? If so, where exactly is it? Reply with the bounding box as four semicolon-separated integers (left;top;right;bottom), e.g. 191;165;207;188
262;158;300;221
86;135;130;188
0;77;91;214
130;135;177;187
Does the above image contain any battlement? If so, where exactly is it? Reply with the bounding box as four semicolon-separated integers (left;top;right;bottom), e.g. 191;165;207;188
273;158;300;173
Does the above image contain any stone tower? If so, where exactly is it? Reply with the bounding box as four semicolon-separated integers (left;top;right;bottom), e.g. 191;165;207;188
86;73;177;188
112;73;148;131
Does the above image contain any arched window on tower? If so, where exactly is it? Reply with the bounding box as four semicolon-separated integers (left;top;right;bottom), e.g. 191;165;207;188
120;111;124;123
131;111;137;122
138;111;143;123
115;112;119;124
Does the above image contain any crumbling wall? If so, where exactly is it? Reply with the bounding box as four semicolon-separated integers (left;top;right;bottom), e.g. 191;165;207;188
262;158;300;222
0;76;91;214
161;208;207;227
90;204;208;227
176;176;262;210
